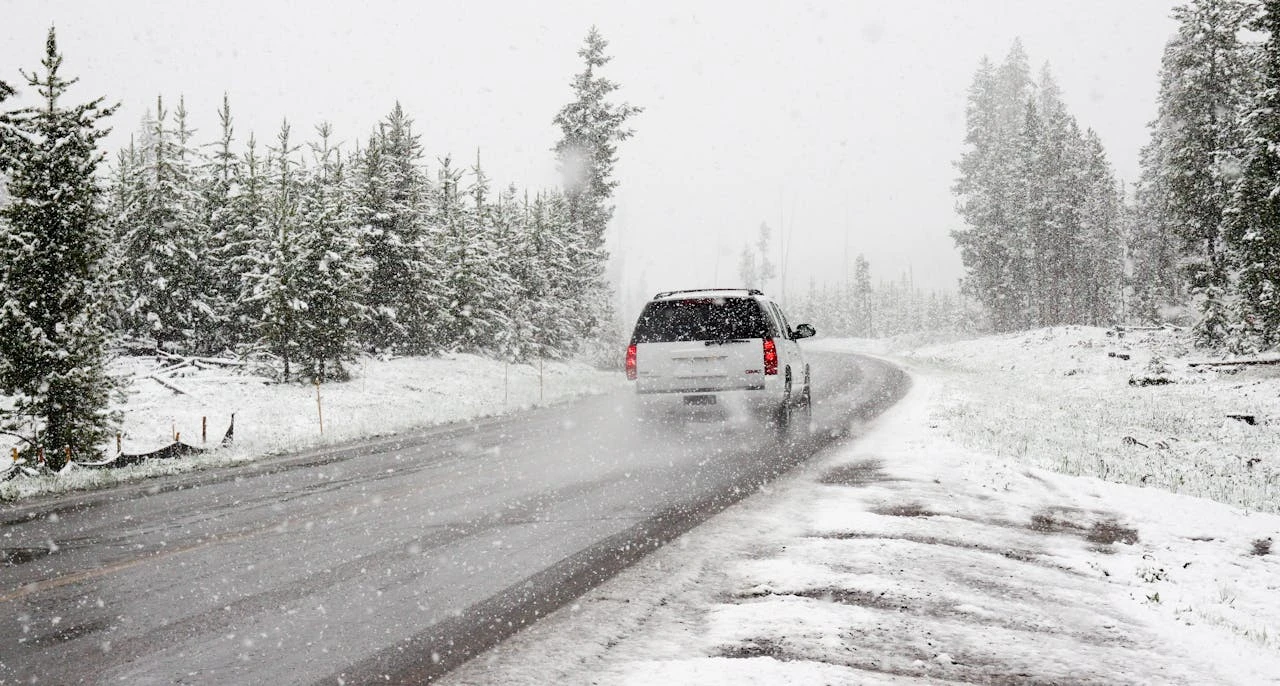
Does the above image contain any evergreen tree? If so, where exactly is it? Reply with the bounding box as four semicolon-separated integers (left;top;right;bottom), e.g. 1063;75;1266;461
501;190;574;359
853;254;873;336
952;44;1035;332
447;153;515;353
0;28;119;465
1012;97;1045;328
1228;0;1280;347
526;191;580;356
250;120;304;379
1148;0;1254;344
954;42;1124;332
487;184;526;360
435;155;468;348
202;94;242;352
226;134;269;347
102;139;139;335
1078;130;1125;326
354;104;440;353
292;123;367;381
552;27;641;343
118;95;211;351
1129;140;1183;322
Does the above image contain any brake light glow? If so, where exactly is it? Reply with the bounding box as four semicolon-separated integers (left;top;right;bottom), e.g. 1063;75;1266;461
625;344;637;380
762;338;778;375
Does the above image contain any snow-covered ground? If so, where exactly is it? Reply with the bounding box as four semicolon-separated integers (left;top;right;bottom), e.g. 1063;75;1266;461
441;326;1280;685
0;353;624;501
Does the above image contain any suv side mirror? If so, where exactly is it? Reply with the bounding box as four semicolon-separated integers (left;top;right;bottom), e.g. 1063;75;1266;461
793;323;816;340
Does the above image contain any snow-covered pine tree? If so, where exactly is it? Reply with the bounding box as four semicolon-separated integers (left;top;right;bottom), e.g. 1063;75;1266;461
0;77;13;189
202;94;242;353
1077;130;1125;326
292;123;367;381
853;254;873;337
1227;0;1280;348
226;134;269;348
956;42;1123;332
503;191;568;360
487;184;526;360
118;95;212;352
447;153;515;353
351;131;396;349
1012;97;1046;328
737;245;758;289
435;155;468;349
756;222;776;290
0;28;119;465
1031;67;1088;327
173;96;219;352
354;104;440;354
1129;137;1182;322
528;191;581;356
952;44;1035;332
1149;0;1254;345
249;120;304;379
102;139;139;335
552;27;641;347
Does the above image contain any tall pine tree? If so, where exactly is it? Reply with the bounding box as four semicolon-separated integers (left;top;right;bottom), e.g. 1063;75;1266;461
1228;0;1280;348
118;96;211;351
250;120;304;379
552;27;641;348
292;123;367;381
1147;0;1253;344
0;28;119;465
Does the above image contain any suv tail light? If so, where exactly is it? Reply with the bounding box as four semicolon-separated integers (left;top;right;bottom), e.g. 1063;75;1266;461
762;338;778;375
625;344;637;380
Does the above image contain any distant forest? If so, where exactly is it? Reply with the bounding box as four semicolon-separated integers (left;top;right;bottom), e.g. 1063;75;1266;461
794;0;1280;350
951;0;1280;351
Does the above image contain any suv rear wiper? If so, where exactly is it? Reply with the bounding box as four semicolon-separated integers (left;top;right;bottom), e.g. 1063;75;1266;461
705;338;749;346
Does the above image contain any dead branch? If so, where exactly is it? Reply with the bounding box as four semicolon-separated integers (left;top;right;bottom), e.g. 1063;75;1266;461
1187;357;1280;368
146;374;190;395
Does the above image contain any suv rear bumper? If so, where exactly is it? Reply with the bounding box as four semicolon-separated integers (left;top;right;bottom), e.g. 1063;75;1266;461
632;386;783;420
635;383;765;394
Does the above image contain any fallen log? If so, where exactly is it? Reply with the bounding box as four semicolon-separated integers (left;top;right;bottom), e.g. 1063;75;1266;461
188;356;246;368
146;374;190;395
1188;357;1280;368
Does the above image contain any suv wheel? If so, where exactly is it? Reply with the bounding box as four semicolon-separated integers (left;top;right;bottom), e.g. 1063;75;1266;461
795;368;813;439
772;371;794;436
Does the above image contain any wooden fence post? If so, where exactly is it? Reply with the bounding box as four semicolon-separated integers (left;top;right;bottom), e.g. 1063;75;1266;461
315;379;324;435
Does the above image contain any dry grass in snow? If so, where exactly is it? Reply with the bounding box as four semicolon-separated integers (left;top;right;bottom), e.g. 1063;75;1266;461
885;326;1280;514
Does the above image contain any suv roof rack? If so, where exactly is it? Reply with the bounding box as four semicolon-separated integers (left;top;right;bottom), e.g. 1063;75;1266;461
653;288;764;299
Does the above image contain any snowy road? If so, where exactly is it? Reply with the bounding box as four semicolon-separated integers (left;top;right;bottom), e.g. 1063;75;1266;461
0;351;905;684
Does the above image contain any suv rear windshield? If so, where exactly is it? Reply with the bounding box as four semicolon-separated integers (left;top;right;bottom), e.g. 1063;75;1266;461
631;298;772;343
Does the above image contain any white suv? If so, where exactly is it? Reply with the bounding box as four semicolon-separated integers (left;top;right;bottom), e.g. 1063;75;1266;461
625;288;815;432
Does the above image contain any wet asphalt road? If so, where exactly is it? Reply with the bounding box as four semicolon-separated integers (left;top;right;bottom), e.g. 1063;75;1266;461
0;351;906;684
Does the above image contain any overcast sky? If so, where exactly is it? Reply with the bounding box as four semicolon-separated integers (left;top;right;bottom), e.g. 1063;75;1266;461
3;0;1180;316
